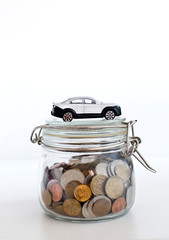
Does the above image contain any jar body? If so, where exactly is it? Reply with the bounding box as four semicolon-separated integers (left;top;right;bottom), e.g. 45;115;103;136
39;148;135;222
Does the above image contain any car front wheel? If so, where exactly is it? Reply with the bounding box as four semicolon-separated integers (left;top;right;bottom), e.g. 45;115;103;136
105;110;115;120
62;112;73;122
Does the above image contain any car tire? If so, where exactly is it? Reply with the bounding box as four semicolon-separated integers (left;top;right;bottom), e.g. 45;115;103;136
105;110;115;120
62;112;73;122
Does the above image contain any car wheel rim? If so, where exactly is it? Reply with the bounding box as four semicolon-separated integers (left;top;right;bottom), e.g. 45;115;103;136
105;111;115;120
63;112;73;122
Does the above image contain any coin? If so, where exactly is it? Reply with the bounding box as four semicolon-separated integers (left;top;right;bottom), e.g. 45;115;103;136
49;168;62;181
63;199;81;216
48;182;63;202
47;179;59;190
74;184;92;202
108;160;124;176
82;169;91;177
43;166;50;188
105;176;124;199
65;181;81;198
95;163;109;177
107;163;113;177
92;196;111;217
112;197;126;213
52;202;67;216
126;186;135;207
60;169;85;190
87;199;97;218
90;175;108;196
49;162;67;170
82;201;94;218
42;189;52;206
115;162;131;182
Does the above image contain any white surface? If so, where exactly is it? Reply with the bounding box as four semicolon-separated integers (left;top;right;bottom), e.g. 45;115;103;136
0;0;169;161
0;158;169;240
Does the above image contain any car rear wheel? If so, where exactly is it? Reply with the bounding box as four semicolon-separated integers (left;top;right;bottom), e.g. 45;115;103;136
105;110;115;120
62;112;73;122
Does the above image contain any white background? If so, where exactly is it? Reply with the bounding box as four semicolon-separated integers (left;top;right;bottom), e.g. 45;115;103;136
0;1;169;240
0;0;169;161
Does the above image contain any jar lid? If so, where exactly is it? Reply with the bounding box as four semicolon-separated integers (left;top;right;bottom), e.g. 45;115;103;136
44;117;127;138
41;117;127;153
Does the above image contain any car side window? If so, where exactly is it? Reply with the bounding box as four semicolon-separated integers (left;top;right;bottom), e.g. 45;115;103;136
70;99;83;104
85;99;95;104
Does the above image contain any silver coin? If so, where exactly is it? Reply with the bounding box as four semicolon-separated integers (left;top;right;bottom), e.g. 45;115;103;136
87;198;98;218
95;163;109;177
107;163;113;177
105;176;125;199
126;186;135;208
50;168;62;181
60;169;85;190
69;155;97;165
124;179;131;190
109;160;124;176
82;200;94;218
114;162;131;182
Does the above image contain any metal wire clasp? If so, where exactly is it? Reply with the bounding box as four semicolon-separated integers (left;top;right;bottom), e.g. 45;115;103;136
125;120;156;173
30;125;45;145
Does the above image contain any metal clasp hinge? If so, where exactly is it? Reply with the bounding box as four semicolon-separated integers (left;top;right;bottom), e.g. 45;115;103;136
125;120;156;173
30;125;44;145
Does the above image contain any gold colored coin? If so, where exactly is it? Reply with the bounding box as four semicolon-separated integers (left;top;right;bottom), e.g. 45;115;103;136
65;181;81;198
90;175;108;196
74;184;92;202
105;176;124;199
52;202;67;216
63;199;81;216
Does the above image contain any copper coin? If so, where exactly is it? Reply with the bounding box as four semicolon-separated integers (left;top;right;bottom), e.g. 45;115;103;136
41;189;52;207
105;176;124;199
90;175;108;196
47;179;59;190
92;197;111;217
65;181;81;198
74;184;92;202
48;182;63;202
112;197;126;213
60;169;85;190
63;199;81;216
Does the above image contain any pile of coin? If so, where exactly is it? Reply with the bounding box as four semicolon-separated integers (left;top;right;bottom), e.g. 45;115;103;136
41;153;135;219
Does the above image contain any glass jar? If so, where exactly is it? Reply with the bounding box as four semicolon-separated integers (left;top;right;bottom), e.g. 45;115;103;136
31;117;155;222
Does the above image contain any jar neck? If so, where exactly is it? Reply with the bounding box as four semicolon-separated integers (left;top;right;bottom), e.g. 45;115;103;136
41;118;127;153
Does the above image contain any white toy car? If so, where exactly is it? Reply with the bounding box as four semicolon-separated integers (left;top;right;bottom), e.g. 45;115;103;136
51;97;121;122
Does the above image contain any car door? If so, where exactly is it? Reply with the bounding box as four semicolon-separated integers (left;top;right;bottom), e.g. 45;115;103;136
69;99;85;114
84;99;97;113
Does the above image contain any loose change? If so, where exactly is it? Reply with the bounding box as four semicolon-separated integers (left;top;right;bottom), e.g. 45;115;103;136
41;154;134;218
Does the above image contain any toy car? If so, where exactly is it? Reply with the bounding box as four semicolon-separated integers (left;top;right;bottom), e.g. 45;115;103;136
51;97;121;122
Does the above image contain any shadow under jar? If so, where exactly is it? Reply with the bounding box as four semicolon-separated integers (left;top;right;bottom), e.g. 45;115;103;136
34;118;136;222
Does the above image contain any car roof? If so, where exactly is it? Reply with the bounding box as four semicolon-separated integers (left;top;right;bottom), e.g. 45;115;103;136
68;96;95;101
